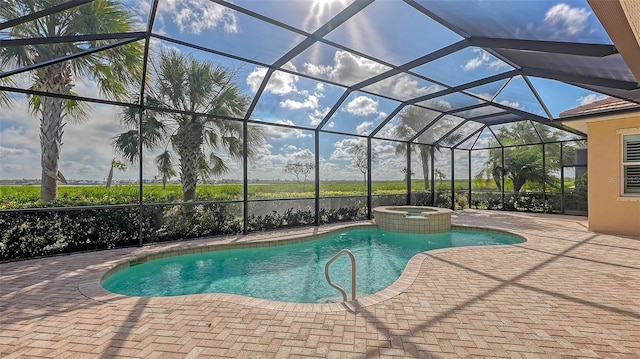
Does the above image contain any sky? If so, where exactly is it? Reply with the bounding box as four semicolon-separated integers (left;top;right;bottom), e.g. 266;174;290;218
0;0;611;183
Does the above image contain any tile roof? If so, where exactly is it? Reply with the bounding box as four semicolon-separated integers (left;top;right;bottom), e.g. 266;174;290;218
560;96;639;117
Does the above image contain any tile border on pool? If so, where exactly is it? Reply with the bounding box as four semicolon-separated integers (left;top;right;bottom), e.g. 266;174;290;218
80;222;528;313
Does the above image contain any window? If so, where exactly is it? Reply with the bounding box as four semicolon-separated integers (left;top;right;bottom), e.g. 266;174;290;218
623;134;640;194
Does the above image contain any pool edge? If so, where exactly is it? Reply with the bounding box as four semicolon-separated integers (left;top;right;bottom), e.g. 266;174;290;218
84;221;528;312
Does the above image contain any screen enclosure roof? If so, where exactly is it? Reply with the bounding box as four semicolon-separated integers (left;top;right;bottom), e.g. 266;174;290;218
2;0;639;149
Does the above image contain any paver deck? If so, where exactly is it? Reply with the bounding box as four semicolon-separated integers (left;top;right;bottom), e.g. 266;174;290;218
1;210;639;358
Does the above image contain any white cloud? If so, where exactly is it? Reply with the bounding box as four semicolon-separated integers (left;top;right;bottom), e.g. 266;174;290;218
260;120;312;139
0;124;39;151
280;95;318;110
309;107;330;126
372;142;396;160
156;0;238;34
345;96;378;116
325;138;409;180
288;148;314;162
578;93;606;106
0;146;34;160
303;63;332;77
377;121;399;139
281;62;297;72
473;92;495;101
330;138;396;161
464;49;508;71
497;99;522;109
252;142;273;156
329;51;391;85
0;96;136;180
330;138;362;161
247;67;298;95
464;57;484;72
265;70;299;95
319;161;340;173
544;3;590;37
365;75;443;101
249;144;314;180
355;121;373;135
302;51;390;86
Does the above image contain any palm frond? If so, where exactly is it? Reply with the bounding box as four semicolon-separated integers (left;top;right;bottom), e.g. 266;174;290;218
112;130;140;164
246;125;265;159
0;74;15;108
120;105;141;129
197;152;213;181
155;150;176;178
208;153;230;177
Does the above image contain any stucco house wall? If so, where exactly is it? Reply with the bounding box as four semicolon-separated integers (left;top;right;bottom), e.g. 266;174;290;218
587;117;640;237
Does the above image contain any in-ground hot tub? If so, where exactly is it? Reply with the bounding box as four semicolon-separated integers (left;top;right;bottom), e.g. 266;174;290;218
373;206;452;234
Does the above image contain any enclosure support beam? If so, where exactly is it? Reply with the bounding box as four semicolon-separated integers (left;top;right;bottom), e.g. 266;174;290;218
542;143;547;209
430;146;436;206
560;142;565;214
367;137;373;220
315;131;321;226
468;150;472;209
407;143;412;205
467;37;618;57
137;109;144;246
451;149;455;211
137;0;159;246
521;67;638;90
0;0;93;31
243;121;249;235
501;147;505;210
0;38;140;80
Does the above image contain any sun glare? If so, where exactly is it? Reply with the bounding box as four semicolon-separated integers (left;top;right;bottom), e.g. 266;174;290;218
303;0;349;32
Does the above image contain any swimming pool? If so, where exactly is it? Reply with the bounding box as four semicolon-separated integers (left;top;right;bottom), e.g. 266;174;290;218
102;228;524;303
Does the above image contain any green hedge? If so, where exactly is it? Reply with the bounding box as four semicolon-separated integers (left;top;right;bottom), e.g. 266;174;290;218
1;207;140;260
1;190;586;261
1;199;371;261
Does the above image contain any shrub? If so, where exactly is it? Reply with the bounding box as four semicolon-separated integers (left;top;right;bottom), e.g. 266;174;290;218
0;207;139;260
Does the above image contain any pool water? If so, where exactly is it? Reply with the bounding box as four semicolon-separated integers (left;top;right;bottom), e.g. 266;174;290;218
102;229;523;303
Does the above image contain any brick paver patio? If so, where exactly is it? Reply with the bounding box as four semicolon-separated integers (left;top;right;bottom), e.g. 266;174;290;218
1;210;639;358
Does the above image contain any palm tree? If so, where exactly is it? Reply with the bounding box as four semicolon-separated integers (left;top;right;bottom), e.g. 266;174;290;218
394;106;454;191
0;0;143;202
155;151;176;190
106;159;126;188
482;121;561;192
114;50;265;201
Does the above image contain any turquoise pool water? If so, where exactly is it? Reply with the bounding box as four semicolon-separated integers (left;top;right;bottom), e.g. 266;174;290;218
102;228;523;303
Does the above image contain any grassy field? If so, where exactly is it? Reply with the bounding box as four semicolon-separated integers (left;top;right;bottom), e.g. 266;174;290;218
0;179;507;209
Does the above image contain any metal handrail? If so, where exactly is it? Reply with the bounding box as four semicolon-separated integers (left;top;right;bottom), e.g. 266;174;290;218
324;249;356;301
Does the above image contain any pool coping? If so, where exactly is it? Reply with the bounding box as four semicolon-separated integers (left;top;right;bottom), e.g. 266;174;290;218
79;222;528;313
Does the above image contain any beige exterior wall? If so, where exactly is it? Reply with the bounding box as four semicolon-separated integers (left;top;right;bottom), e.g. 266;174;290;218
587;117;640;237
